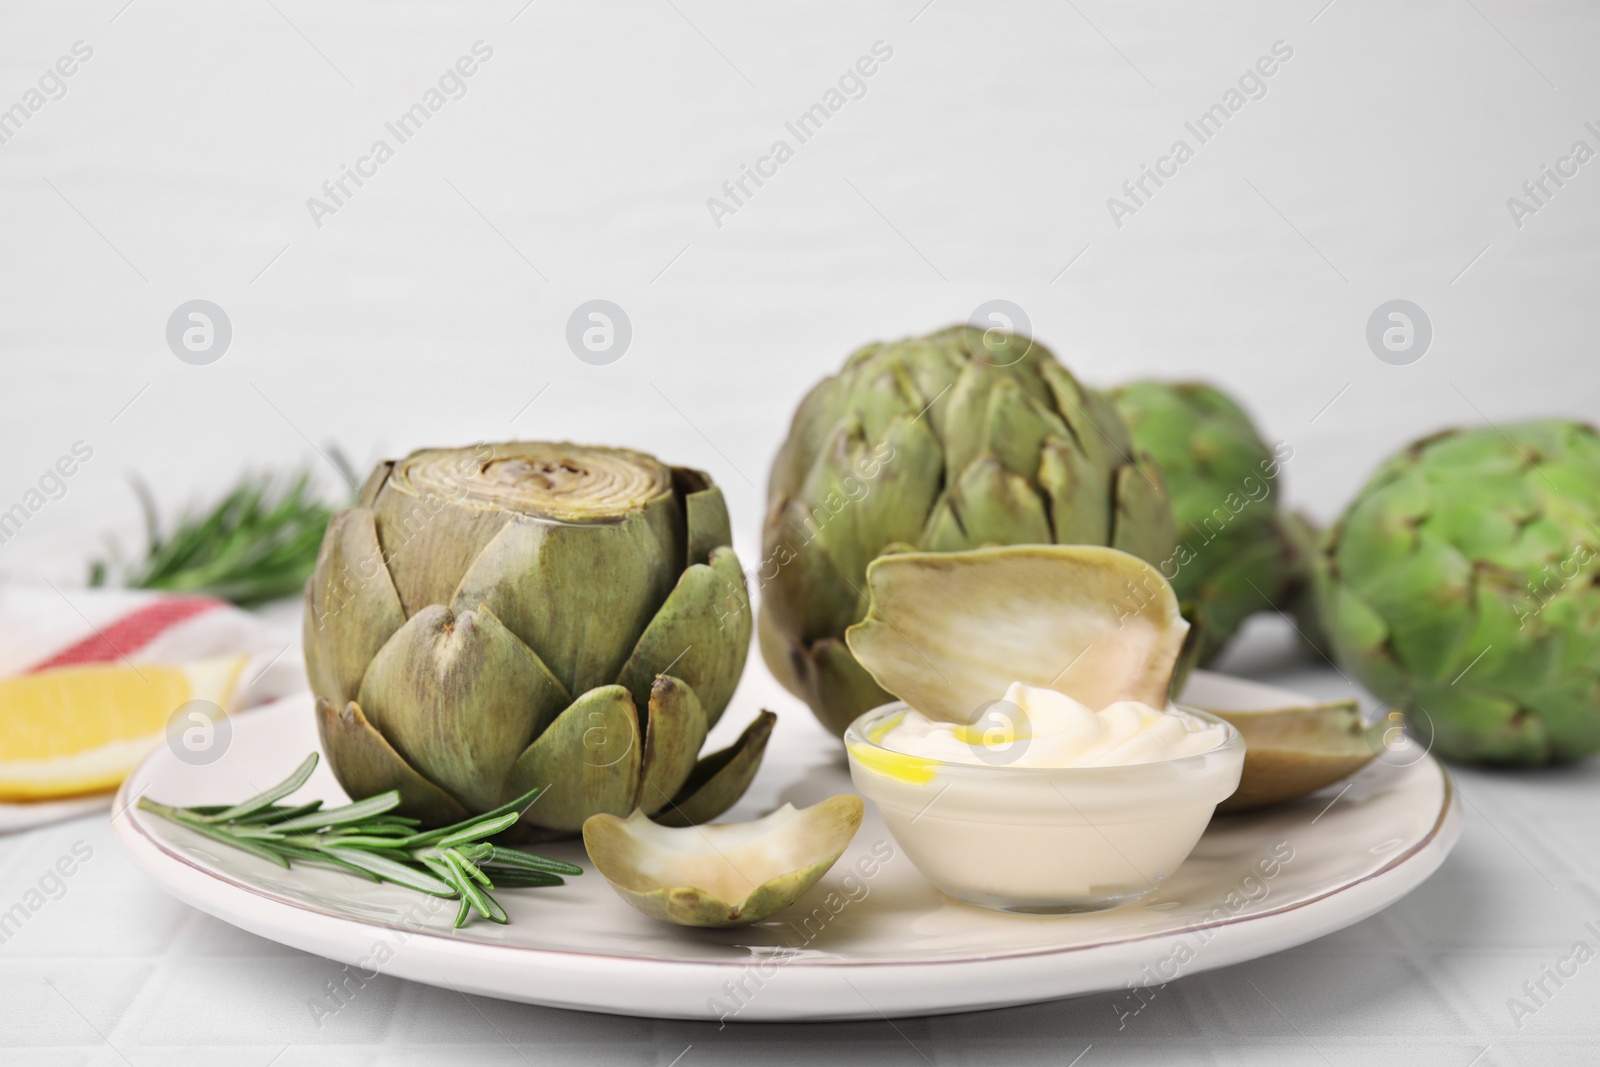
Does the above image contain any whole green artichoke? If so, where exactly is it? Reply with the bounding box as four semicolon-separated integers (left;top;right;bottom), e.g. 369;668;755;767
760;325;1178;737
1318;420;1600;764
304;442;772;836
1109;381;1298;662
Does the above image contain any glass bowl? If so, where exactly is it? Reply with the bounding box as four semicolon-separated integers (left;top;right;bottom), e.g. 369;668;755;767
844;702;1245;914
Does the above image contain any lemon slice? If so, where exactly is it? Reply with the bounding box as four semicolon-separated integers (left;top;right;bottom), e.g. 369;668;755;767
0;657;247;801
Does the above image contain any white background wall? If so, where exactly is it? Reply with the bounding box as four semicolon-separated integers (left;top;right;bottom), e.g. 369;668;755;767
2;0;1597;582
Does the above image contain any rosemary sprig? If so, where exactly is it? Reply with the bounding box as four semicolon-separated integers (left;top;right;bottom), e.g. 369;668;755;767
137;753;581;928
90;462;353;607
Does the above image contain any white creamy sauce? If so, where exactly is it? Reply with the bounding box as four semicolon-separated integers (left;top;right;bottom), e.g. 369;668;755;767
875;681;1228;768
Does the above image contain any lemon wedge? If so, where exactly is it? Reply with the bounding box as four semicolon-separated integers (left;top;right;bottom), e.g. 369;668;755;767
0;657;246;801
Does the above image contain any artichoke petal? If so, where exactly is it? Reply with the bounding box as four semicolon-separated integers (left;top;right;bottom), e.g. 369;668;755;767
678;468;733;566
946;455;1052;547
807;637;891;738
370;479;513;619
1039;435;1113;546
846;545;1190;723
1178;671;1380;813
507;685;642;832
355;460;394;508
303;508;406;706
756;602;805;698
637;676;709;816
452;507;676;699
653;710;777;827
918;493;972;552
616;546;751;730
1111;461;1180;568
356;605;572;811
980;375;1072;481
314;697;470;825
760;497;862;647
940;360;1001;477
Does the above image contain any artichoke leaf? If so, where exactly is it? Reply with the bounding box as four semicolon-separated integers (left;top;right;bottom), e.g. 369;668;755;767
303;508;406;707
1039;436;1113;546
616;547;751;730
1111;461;1180;567
1039;362;1113;466
314;697;470;825
979;375;1072;482
370;481;514;619
945;455;1052;547
846;545;1189;723
452;507;676;700
356;605;572;812
637;676;709;816
940;360;1003;477
507;685;642;832
796;413;944;597
918;493;972;553
757;603;805;698
759;496;861;646
679;472;733;567
653;710;777;828
355;461;394;508
808;637;892;738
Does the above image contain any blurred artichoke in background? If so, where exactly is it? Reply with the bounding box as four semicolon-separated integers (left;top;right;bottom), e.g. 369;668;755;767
305;442;772;836
1317;421;1600;764
1109;381;1301;662
761;325;1178;737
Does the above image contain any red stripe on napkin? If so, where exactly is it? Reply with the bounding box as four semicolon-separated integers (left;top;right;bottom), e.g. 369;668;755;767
26;597;226;672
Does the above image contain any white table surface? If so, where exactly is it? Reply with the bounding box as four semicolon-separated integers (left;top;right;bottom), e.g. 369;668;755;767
2;0;1598;1061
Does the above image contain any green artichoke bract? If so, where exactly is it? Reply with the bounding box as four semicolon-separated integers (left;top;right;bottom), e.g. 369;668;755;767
760;325;1178;737
1109;381;1296;663
304;442;773;836
1318;420;1600;764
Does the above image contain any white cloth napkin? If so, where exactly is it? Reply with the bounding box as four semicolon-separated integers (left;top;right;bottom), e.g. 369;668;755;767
0;584;304;709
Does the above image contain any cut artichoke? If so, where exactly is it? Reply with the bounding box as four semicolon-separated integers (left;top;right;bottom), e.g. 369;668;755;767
582;795;865;928
845;544;1190;723
1179;671;1382;813
305;442;770;837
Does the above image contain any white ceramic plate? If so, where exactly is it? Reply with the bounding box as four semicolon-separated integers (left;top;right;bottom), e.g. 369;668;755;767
113;672;1460;1021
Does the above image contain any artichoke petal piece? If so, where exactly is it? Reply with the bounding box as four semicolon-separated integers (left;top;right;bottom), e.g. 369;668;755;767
507;685;642;832
637;676;709;816
303;508;406;706
846;545;1189;723
583;795;864;928
356;605;571;812
315;697;471;825
653;710;777;828
1179;670;1382;813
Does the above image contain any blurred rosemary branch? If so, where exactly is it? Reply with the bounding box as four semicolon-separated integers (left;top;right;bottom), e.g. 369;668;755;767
89;453;355;606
